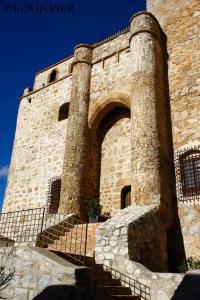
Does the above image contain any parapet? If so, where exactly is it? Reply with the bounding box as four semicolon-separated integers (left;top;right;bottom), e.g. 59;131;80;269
129;11;162;44
73;44;93;66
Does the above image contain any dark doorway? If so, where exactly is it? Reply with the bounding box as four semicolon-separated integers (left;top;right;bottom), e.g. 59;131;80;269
121;185;131;209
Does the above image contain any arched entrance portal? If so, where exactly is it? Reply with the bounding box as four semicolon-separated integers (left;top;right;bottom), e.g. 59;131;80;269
89;102;131;217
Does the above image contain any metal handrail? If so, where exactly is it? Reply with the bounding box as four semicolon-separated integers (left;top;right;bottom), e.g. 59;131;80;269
103;265;151;300
0;207;88;264
39;211;88;264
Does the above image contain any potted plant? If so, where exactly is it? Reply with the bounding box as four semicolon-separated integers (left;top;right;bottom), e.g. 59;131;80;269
85;198;102;223
98;211;111;222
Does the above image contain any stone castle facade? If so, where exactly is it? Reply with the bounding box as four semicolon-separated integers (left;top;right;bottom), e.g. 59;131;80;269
3;0;200;272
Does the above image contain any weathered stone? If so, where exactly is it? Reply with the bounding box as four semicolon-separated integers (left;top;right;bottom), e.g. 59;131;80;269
0;246;90;300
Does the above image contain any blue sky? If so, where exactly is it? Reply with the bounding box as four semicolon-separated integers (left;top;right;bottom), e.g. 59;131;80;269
0;0;146;210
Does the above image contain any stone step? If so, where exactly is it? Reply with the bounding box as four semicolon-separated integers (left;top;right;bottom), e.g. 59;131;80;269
95;296;140;300
93;277;122;286
48;246;84;256
50;240;86;248
96;285;132;296
92;269;112;279
88;264;104;271
95;295;141;300
48;251;140;299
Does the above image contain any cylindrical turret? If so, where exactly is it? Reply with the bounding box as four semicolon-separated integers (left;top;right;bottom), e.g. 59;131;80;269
60;44;93;220
129;12;164;206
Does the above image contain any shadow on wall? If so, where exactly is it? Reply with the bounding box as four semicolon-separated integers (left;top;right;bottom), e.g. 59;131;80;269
171;271;200;300
159;31;186;272
33;267;94;300
33;284;94;300
127;207;168;272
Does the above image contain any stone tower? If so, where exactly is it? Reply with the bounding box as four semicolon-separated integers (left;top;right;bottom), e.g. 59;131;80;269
2;0;200;267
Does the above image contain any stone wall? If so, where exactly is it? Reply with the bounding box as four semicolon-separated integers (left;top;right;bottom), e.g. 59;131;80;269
33;56;73;90
147;0;200;151
3;76;71;212
178;202;200;259
95;206;183;300
0;246;90;300
95;205;168;272
4;11;173;218
3;13;135;215
147;0;200;259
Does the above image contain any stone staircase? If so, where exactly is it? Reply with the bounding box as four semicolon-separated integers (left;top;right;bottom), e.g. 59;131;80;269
46;220;141;300
45;221;142;299
85;256;141;300
50;252;141;300
47;222;102;257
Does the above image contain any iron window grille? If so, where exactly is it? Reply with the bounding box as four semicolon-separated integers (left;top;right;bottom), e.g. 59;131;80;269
175;146;200;202
47;176;62;213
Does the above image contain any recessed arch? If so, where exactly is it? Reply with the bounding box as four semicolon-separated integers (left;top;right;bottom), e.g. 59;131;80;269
88;92;131;131
87;95;131;217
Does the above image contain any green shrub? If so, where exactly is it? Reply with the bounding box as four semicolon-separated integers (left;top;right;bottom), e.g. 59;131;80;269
84;198;102;218
178;256;200;273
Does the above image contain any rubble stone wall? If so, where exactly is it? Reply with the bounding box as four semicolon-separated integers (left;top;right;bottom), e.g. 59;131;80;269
0;246;90;300
95;205;183;300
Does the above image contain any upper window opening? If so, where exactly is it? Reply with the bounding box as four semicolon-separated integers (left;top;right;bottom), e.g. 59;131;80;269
48;69;57;83
180;150;200;196
58;103;69;121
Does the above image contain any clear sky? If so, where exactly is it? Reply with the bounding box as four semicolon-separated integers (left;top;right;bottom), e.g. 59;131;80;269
0;0;146;210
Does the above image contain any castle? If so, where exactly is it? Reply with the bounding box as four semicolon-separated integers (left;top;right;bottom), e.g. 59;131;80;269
1;0;200;299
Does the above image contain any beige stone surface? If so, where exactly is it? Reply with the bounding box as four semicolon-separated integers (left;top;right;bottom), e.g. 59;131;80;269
100;113;131;215
2;1;200;265
0;246;89;300
3;77;71;212
95;205;183;300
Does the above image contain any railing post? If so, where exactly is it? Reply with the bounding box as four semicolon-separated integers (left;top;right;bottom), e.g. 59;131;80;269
40;207;46;235
83;222;88;264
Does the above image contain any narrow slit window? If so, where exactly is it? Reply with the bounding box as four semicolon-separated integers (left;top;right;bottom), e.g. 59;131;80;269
48;69;57;83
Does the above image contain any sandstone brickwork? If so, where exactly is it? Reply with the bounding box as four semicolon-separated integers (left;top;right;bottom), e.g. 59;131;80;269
59;44;93;220
147;0;200;259
2;0;200;268
100;111;131;215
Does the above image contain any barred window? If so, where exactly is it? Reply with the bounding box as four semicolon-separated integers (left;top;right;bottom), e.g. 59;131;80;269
180;151;200;196
47;177;61;213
